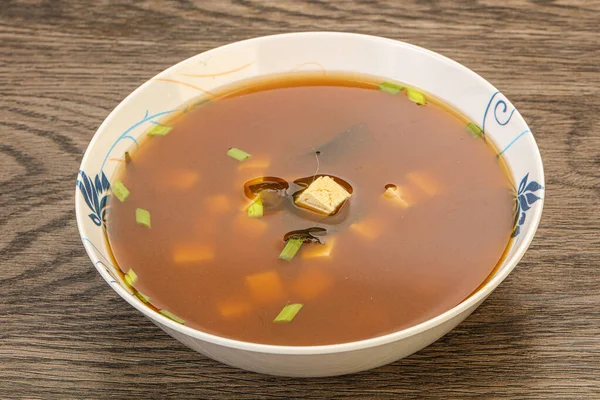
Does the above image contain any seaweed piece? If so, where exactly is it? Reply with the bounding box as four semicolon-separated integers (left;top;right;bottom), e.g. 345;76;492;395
283;227;327;244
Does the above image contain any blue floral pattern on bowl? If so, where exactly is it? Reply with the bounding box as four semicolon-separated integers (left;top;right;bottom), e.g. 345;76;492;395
512;173;543;237
76;170;110;226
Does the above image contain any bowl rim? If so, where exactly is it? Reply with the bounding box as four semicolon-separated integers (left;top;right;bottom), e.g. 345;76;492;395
76;31;545;355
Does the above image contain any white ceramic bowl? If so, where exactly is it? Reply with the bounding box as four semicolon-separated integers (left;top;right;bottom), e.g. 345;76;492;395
76;32;544;377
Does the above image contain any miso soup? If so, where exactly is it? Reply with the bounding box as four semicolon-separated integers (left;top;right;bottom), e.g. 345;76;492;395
105;73;514;346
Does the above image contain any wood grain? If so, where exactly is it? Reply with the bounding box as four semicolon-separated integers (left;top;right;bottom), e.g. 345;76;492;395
1;0;599;398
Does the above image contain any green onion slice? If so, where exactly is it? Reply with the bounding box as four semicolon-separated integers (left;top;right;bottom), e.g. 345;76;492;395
378;82;404;95
406;89;427;105
159;309;185;324
247;197;264;218
227;147;252;161
112;180;130;202
279;238;304;262
273;303;304;323
124;268;138;286
148;125;173;136
134;291;151;303
466;122;483;138
135;208;151;228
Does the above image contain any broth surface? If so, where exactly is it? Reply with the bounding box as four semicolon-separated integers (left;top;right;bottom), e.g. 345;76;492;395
106;74;514;346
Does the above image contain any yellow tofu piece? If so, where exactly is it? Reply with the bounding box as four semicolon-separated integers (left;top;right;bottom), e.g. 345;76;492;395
217;299;252;318
292;267;333;300
349;218;383;240
173;244;214;263
295;176;351;215
382;185;410;208
206;195;231;214
246;270;284;304
407;172;441;196
301;238;336;259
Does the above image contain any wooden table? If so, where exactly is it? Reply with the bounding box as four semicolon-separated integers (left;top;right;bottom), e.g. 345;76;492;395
2;1;599;398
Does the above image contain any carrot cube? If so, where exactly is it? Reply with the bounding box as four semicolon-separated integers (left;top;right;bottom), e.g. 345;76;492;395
246;270;284;303
301;238;336;259
173;244;214;263
217;300;252;318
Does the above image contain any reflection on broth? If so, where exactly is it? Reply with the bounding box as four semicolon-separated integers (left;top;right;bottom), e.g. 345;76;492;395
105;73;514;346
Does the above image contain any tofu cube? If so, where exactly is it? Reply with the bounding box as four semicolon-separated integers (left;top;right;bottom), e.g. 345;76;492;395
295;176;351;215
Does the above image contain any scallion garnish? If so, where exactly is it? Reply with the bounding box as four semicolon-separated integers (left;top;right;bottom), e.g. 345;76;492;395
135;208;151;228
406;88;427;105
227;147;252;161
279;238;304;262
112;180;130;202
135;291;151;303
247;197;264;218
466;122;483;138
148;125;173;136
124;268;138;286
273;303;303;323
378;81;404;95
159;309;185;324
